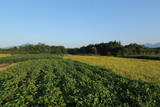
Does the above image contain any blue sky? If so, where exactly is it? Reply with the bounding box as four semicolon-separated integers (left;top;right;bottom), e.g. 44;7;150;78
0;0;160;48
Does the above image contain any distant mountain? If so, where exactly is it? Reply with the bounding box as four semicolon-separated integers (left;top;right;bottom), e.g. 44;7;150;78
144;43;160;48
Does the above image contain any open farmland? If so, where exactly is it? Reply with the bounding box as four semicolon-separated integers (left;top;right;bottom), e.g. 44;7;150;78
0;54;160;106
65;55;160;83
1;0;160;106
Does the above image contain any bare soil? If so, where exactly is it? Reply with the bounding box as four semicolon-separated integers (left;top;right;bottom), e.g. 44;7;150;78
0;63;16;71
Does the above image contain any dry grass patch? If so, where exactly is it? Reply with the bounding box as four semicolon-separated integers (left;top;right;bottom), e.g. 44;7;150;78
0;54;11;58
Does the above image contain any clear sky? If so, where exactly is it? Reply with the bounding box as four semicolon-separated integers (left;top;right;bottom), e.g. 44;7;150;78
0;0;160;48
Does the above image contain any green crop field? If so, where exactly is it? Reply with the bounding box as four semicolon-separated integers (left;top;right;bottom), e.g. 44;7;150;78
0;54;61;64
0;54;160;106
65;55;160;83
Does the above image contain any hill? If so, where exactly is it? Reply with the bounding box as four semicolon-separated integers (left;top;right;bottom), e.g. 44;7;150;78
144;43;160;48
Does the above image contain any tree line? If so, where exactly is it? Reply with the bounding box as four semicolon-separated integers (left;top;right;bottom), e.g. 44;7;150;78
0;41;160;56
68;41;160;56
0;43;67;54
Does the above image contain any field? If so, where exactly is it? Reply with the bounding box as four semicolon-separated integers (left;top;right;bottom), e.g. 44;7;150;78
0;54;160;106
0;54;11;58
65;55;160;83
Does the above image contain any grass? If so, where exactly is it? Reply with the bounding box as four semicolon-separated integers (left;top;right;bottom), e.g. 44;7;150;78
65;55;160;83
0;54;11;58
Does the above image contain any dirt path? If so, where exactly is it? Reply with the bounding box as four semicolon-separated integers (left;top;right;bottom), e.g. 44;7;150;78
0;63;16;71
